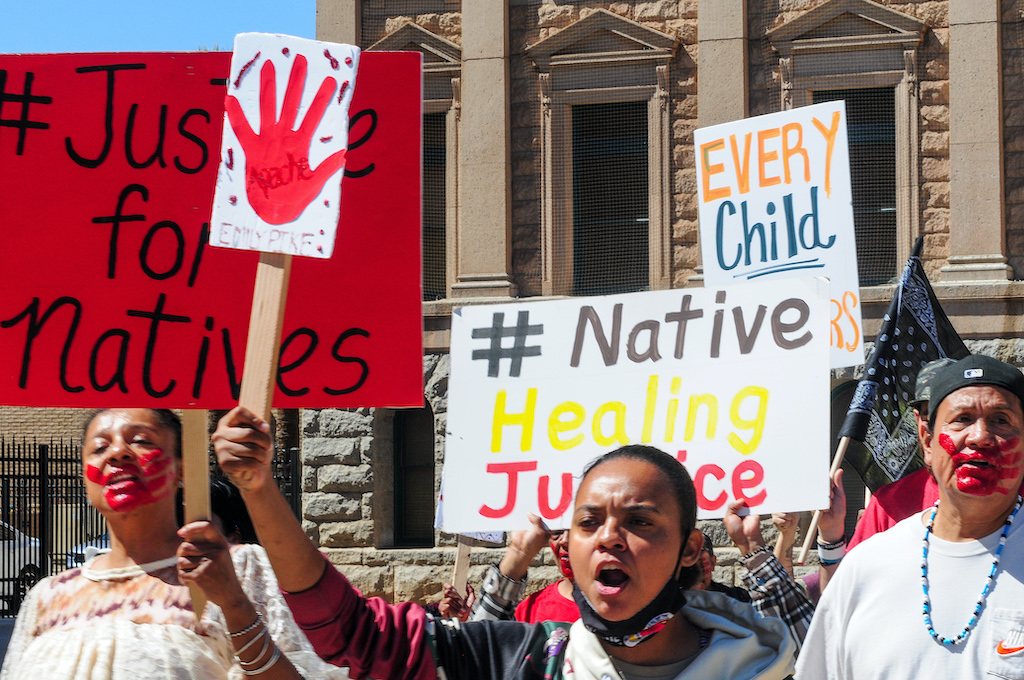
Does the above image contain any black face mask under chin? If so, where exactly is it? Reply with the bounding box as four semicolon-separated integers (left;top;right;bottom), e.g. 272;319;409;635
572;574;687;648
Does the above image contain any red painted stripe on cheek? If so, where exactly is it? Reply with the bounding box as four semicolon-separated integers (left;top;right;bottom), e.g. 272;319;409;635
1002;450;1024;466
147;475;170;495
939;433;957;454
136;449;163;466
85;464;103;484
142;455;171;477
1000;438;1021;453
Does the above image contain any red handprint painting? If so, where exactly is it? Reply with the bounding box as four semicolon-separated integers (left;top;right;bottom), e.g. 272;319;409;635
210;33;359;258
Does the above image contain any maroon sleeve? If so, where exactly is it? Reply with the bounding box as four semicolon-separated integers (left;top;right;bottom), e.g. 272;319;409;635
282;554;438;680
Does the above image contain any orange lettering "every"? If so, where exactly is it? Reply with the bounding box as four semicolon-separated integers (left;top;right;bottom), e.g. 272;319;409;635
700;113;842;203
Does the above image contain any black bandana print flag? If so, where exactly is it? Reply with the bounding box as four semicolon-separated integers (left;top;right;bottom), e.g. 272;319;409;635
838;237;968;492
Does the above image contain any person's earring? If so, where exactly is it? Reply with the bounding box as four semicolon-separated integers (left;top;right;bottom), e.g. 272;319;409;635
86;498;92;506
178;480;185;488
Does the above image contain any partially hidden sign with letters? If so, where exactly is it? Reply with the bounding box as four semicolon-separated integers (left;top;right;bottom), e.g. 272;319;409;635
694;101;863;369
0;51;422;408
442;278;832;533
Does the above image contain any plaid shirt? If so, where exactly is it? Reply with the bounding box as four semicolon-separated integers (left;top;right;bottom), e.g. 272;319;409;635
741;553;815;654
470;563;527;621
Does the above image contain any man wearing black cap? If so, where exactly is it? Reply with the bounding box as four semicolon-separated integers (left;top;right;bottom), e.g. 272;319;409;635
797;354;1024;678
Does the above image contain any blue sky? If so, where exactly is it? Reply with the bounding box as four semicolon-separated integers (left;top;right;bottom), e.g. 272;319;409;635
0;0;316;53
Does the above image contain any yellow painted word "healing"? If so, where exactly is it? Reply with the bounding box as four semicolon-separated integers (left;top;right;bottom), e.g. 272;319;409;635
491;375;768;455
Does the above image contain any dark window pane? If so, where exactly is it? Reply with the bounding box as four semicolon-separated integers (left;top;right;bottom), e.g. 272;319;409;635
423;112;446;300
813;88;897;286
394;407;435;547
572;101;649;296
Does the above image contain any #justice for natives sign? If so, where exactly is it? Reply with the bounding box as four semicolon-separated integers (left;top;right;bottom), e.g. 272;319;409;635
442;278;832;532
0;51;422;408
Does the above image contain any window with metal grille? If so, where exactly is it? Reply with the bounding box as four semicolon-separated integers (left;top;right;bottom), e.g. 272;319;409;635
571;101;649;296
813;87;897;286
423;111;447;300
393;406;435;547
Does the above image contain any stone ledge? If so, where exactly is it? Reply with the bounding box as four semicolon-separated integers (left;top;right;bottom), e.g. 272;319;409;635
860;281;1024;339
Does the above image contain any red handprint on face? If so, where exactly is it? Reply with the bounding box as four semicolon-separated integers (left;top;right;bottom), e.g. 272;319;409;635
225;54;347;225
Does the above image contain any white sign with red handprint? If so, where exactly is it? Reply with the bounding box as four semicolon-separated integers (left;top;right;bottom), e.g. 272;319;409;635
210;33;359;258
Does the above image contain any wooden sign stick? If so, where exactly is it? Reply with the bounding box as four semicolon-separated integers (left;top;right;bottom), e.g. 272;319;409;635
796;436;850;565
452;535;473;595
239;252;293;420
181;251;291;614
181;409;211;616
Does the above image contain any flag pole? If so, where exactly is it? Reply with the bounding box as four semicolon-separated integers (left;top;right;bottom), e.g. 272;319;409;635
797;436;850;565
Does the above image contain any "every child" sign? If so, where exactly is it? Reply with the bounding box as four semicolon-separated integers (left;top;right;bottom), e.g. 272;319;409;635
695;101;863;369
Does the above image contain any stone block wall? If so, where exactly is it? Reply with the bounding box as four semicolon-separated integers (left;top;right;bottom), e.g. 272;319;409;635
0;407;93;442
1003;0;1024;276
300;354;469;602
359;0;462;46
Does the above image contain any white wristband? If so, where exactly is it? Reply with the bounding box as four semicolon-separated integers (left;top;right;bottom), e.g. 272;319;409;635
817;541;846;564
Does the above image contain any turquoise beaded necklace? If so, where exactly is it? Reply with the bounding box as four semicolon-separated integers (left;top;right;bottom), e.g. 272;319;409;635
921;495;1023;646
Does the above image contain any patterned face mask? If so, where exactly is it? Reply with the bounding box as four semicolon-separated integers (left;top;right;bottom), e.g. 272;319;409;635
571;575;686;648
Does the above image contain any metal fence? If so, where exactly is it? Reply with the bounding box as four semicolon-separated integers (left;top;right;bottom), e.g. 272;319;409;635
0;437;301;616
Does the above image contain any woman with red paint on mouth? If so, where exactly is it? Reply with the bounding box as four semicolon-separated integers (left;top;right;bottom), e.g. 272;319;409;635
213;404;795;680
0;408;347;680
797;354;1024;679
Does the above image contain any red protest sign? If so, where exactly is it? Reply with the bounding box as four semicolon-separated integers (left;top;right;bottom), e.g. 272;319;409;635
0;51;423;408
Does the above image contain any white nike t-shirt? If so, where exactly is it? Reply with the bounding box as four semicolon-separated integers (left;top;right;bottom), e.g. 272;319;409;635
796;510;1024;679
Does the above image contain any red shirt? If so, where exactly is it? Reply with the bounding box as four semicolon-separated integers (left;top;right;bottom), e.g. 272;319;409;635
514;581;579;624
848;467;938;550
849;467;1024;550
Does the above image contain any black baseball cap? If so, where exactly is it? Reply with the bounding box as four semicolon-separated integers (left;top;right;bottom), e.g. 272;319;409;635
928;355;1024;425
910;357;958;409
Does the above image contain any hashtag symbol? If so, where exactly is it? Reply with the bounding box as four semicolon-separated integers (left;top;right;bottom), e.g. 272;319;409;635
0;70;53;155
471;311;544;378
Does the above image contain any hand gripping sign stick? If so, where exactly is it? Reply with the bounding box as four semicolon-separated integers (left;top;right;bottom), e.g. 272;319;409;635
796;436;849;565
187;33;359;615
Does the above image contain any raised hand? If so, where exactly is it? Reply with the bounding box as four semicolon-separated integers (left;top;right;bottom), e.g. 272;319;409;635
437;583;476;622
177;520;247;610
211;406;274;493
723;500;767;557
226;54;347;225
817;468;847;544
772;511;800;575
772;512;800;552
497;514;551;581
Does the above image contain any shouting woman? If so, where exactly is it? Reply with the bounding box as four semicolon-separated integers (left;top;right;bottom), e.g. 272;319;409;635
214;406;795;680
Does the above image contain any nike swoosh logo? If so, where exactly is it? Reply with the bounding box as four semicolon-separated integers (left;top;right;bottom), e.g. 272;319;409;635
997;641;1024;655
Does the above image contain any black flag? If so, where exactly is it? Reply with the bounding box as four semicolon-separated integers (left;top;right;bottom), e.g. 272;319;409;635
838;237;968;492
